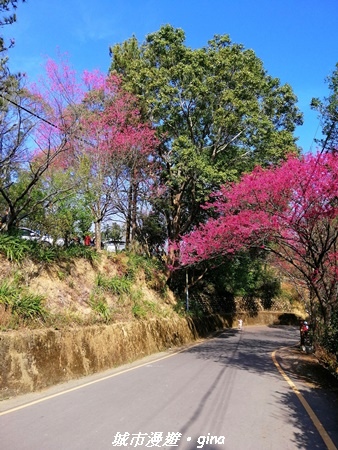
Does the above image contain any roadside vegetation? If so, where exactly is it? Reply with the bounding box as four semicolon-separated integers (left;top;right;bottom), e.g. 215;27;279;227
0;3;337;376
0;237;173;330
0;233;98;264
0;234;301;331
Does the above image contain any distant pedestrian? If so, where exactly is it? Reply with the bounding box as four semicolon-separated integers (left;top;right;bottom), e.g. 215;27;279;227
238;319;243;331
301;321;309;343
84;234;91;246
300;320;309;347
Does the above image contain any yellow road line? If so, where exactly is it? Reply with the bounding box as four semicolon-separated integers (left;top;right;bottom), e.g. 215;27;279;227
272;348;337;450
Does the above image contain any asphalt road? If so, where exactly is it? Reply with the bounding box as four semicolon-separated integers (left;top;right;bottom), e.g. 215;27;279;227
1;325;337;450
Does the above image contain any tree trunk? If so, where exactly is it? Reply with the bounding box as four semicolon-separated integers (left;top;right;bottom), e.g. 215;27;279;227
131;175;138;242
94;220;102;251
125;183;132;248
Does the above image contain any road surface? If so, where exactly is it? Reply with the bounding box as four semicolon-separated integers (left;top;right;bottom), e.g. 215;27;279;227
1;325;337;449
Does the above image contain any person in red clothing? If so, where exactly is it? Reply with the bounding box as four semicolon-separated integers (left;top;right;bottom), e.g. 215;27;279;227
84;234;91;246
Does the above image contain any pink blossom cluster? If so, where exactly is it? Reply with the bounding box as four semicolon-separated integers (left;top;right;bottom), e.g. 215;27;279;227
178;152;338;270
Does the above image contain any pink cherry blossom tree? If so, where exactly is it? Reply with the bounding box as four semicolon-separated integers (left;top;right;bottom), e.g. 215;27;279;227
1;53;157;246
68;70;158;250
178;152;338;325
0;55;82;230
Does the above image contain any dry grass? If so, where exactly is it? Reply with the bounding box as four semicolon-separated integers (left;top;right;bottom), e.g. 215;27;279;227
0;253;175;330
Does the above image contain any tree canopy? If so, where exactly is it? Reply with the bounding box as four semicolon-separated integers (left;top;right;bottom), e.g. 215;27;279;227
0;54;158;249
109;25;303;256
0;0;25;96
177;152;338;325
311;62;338;152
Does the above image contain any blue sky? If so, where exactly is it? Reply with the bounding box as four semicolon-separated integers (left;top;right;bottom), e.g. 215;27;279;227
3;0;338;152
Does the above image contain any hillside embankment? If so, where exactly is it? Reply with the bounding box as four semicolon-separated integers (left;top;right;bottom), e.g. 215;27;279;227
0;251;300;400
0;311;294;400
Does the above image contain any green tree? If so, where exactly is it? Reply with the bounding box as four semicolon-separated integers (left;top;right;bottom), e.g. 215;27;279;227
135;211;167;257
26;168;93;245
0;1;26;110
0;53;83;232
102;222;124;242
311;62;338;152
0;0;24;28
0;1;25;75
109;25;303;265
0;0;26;192
0;79;80;231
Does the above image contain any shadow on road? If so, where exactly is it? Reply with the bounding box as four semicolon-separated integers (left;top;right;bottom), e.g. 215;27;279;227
275;389;332;449
184;325;298;379
181;326;335;449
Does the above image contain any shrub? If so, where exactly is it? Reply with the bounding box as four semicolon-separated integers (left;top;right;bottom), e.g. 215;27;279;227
0;279;47;321
320;310;338;361
0;234;31;262
10;293;46;320
63;245;99;264
89;294;111;323
0;233;99;264
96;273;132;295
127;253;165;281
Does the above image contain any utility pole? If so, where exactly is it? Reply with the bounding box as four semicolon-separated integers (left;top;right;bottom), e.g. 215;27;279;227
186;270;189;312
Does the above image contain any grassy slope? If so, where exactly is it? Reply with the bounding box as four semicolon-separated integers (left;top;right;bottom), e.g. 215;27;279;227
0;249;178;330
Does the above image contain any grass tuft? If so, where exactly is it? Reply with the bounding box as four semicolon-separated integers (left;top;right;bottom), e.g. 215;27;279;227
96;273;132;295
0;279;47;322
89;293;112;323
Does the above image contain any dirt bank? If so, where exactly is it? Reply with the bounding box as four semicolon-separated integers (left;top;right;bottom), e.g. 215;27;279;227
0;312;292;400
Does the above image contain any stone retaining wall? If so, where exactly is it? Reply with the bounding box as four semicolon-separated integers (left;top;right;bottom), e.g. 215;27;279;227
0;311;296;400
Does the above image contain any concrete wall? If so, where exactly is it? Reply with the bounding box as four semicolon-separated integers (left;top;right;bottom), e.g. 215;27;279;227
0;311;295;400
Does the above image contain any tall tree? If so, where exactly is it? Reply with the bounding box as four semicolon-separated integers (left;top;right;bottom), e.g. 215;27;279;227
0;0;27;134
311;63;338;152
0;56;81;230
109;25;303;264
0;0;27;193
178;152;338;326
0;0;25;85
63;69;157;250
0;0;24;28
0;51;157;246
